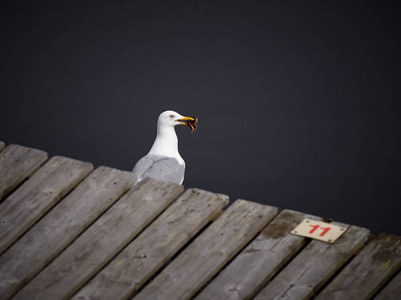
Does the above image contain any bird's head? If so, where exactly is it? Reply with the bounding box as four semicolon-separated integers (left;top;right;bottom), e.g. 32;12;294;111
158;110;196;130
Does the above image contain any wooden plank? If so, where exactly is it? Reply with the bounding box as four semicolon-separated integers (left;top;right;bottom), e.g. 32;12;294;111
13;178;183;300
374;269;401;300
0;144;48;201
0;166;137;299
135;200;278;300
254;223;370;300
0;141;4;151
72;189;229;300
196;210;323;300
0;156;93;254
317;234;401;300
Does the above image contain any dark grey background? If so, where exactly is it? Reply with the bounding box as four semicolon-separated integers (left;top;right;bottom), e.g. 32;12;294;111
2;1;400;235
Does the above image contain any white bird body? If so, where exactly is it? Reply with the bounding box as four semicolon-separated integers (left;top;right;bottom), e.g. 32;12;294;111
132;110;194;185
147;121;184;165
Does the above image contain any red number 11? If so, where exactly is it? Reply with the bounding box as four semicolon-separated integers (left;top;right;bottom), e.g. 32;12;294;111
309;225;331;237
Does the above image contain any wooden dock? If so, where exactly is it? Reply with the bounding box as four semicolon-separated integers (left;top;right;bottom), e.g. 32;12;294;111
0;143;400;300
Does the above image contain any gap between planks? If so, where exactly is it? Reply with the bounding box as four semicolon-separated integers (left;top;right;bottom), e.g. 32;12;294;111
13;178;184;300
0;166;136;299
0;156;93;254
317;233;401;300
134;200;278;300
253;221;370;300
196;210;324;300
72;189;229;300
0;144;48;201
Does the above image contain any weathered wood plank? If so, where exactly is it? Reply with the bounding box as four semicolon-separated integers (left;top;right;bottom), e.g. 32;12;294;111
0;144;48;201
374;268;401;300
0;156;93;254
0;166;136;299
317;234;401;300
0;141;4;151
196;210;323;300
254;223;370;300
72;189;229;300
135;200;278;300
13;178;183;300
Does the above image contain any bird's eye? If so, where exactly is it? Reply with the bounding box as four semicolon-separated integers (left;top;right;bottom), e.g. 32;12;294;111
170;115;175;118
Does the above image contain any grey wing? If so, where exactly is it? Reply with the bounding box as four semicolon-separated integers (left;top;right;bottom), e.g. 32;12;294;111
133;155;185;184
132;156;155;180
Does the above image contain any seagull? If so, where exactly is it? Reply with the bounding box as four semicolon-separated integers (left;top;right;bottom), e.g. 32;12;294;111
132;110;196;185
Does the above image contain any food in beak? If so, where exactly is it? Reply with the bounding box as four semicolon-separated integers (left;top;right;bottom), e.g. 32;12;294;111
176;117;198;133
186;117;198;133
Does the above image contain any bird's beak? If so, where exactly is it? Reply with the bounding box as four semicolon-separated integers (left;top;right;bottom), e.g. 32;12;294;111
175;116;194;126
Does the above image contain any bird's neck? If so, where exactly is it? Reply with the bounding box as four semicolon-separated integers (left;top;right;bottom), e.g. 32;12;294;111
148;126;183;162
